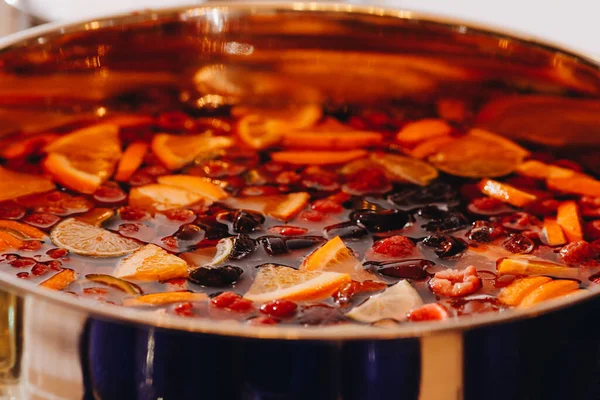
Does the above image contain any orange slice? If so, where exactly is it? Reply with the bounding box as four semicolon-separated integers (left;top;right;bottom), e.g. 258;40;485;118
556;201;583;242
519;279;579;307
156;175;229;201
114;244;188;281
395;118;452;146
409;136;457;159
124;291;208;306
547;175;600;198
0;134;59;160
226;192;309;221
50;218;141;257
0;166;54;202
43;124;122;193
129;184;207;212
151;133;233;170
541;218;567;246
496;258;580;280
114;141;149;182
40;269;77;291
477;179;537;207
76;208;115;226
300;236;377;282
0;220;46;239
516;160;580;180
236;114;285;149
498;276;552;306
428;128;528;178
244;264;350;303
283;130;383;150
370;153;438;186
0;232;25;251
270;150;367;165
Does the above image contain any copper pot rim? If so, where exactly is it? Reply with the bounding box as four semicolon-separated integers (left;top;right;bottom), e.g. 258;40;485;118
0;1;598;340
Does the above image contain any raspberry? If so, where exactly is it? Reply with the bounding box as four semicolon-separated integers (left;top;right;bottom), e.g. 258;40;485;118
471;197;502;211
559;241;600;265
372;235;415;258
268;226;308;236
260;299;297;318
311;199;343;214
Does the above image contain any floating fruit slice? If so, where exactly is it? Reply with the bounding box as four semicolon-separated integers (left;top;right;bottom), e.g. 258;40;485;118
301;236;376;281
477;179;537;207
180;246;218;267
151;133;233;170
114;141;149;182
51;218;141;257
282;130;383;150
496;257;580;280
40;269;77;291
0;220;46;239
124;291;208;306
547;175;600;197
428;129;528;178
156;175;229;201
516;160;581;180
236;114;285;149
129;184;207;212
370;153;438;186
498;276;552;306
85;274;142;295
346;280;422;323
244;264;350;303
0;232;24;251
409;136;456;159
76;208;115;226
519;279;579;307
227;192;309;221
0;166;55;202
114;244;188;281
270;150;367;166
0;134;59;160
556;201;583;242
43;124;122;193
541;218;567;246
395;118;452;146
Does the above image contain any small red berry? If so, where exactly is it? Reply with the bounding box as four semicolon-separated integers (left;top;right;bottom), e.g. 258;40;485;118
164;208;195;222
559;241;600;265
19;240;43;251
268;226;308;236
23;213;60;229
227;298;253;312
249;316;278;326
260;299;298;318
119;206;148;221
31;263;49;276
46;248;68;259
407;303;449;322
16;272;29;279
174;302;194;317
211;292;240;308
300;210;325;222
471;197;503;211
311;199;343;214
372;235;415;258
93;184;127;204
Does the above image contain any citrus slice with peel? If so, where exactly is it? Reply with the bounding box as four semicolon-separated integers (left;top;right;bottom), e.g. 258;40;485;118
395;118;452;146
151;133;233;170
236;114;285;149
156;175;229;201
346;280;422;323
114;244;188;281
301;236;379;282
0;220;46;239
39;269;77;291
370;153;438;186
271;150;367;165
124;291;208;306
51;218;141;257
428;128;528;178
43;123;122;193
0;166;55;202
226;192;309;221
244;264;351;303
129;184;207;212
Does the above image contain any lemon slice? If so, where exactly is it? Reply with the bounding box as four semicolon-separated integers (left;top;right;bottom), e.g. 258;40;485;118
114;244;188;281
244;264;350;303
346;280;422;323
51;218;141;257
370;153;438;186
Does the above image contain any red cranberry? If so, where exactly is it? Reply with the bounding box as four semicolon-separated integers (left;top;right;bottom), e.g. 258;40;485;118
249;316;278;326
228;298;253;312
471;197;502;211
83;287;109;295
141;165;169;177
275;171;301;185
0;203;25;220
311;199;343;214
240;186;280;197
119;223;140;234
211;292;240;308
429;266;482;297
344;167;390;194
559;240;600;265
46;260;63;271
407;303;449;322
165;278;186;286
372;235;415;258
158;111;194;131
16;272;29;279
300;210;325;222
585;221;600;241
302;172;340;191
268;226;308;236
31;263;49;276
46;248;68;259
527;199;560;217
119;206;148;221
10;258;36;269
93;184;127;204
20;240;42;251
505;176;540;190
164;209;195;222
553;159;583;172
174;302;194;317
161;236;179;250
333;280;387;305
260;299;298;318
502;234;534;254
128;172;154;186
23;213;60;229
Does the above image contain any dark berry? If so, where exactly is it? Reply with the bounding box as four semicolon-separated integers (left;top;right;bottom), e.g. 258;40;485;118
174;224;205;241
422;210;468;233
229;235;257;260
417;205;447;220
324;221;368;239
365;259;433;280
422;235;468;259
259;236;288;256
188;265;243;286
502;234;534;254
469;221;505;243
232;210;265;234
350;209;409;233
559;241;599;265
260;299;298;318
284;236;326;251
389;182;459;209
332;280;387;305
297;304;347;326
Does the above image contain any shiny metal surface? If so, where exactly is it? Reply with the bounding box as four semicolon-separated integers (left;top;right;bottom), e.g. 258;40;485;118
0;4;599;399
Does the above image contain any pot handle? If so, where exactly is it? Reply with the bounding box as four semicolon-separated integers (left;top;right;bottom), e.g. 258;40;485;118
0;289;21;388
419;332;464;400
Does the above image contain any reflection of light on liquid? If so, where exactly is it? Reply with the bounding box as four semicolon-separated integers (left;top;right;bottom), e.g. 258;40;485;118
224;42;254;56
196;94;227;108
207;8;224;32
85;21;101;31
96;107;107;117
498;39;509;49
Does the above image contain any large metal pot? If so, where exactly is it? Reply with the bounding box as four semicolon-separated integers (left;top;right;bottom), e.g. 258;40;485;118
1;3;600;399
